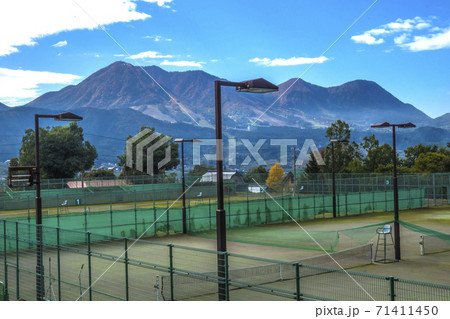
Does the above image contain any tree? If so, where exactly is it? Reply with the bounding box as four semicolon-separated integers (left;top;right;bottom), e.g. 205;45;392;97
323;120;360;173
361;135;393;172
402;144;439;168
244;165;268;184
9;157;19;167
117;126;179;177
84;168;115;178
18;123;97;179
266;163;284;191
188;164;215;177
304;152;322;174
413;152;449;173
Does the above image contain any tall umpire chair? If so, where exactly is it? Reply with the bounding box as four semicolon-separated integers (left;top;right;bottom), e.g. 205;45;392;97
375;224;395;263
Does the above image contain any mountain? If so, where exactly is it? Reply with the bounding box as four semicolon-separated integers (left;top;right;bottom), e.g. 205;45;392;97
431;113;450;129
23;61;431;129
24;62;266;127
0;102;9;111
267;79;431;128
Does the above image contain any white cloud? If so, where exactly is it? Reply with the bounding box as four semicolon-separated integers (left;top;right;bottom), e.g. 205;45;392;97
401;27;450;51
143;35;172;42
0;67;81;106
141;0;173;8
160;60;205;68
351;17;436;47
393;33;409;45
384;17;431;32
351;33;385;45
249;56;328;66
128;50;172;59
0;0;151;56
52;40;67;48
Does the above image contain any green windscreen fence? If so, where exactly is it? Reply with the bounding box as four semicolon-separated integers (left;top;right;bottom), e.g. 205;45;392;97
0;188;425;251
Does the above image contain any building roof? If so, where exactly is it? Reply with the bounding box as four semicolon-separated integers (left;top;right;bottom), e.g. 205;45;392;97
200;171;244;182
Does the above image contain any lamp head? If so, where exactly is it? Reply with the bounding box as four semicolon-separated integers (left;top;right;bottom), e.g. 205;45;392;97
371;122;391;128
236;78;279;93
54;112;83;121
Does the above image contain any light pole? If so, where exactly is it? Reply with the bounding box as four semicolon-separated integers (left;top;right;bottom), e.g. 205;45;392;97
174;138;201;234
35;112;83;300
329;139;348;218
370;122;415;260
215;78;278;300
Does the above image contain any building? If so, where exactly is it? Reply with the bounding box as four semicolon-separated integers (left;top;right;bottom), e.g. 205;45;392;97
200;171;245;185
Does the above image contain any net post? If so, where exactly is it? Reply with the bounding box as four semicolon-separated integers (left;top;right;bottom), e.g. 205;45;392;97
419;235;424;256
370;242;374;264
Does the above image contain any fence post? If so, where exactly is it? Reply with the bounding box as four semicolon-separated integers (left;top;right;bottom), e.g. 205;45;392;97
313;194;316;219
295;262;301;301
224;252;230;301
247;188;250;226
433;174;436;206
209;197;212;230
322;194;325;219
169;244;174;301
372;191;375;213
388;276;396;301
57;227;61;301
56;194;60;227
3;220;8;301
134;189;137;236
385;190;388;212
15;221;19;300
87;232;92;301
345;193;348;216
227;187;231;227
264;190;268;224
153;196;157;237
166;196;170;236
359;192;362;214
124;238;129;301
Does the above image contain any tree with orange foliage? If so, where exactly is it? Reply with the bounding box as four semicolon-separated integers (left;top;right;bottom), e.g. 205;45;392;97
265;163;284;191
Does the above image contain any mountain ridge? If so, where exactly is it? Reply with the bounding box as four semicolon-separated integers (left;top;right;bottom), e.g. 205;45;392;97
22;61;433;129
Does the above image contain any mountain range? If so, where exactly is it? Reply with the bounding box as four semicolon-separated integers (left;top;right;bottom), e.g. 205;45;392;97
0;61;448;164
22;61;441;129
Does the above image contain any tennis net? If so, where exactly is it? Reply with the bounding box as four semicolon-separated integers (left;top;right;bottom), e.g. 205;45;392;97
157;243;373;300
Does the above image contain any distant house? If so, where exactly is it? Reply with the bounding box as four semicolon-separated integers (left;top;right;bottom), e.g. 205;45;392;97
281;170;306;194
200;171;245;185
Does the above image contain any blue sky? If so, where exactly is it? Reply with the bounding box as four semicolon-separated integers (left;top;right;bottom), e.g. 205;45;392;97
0;0;449;118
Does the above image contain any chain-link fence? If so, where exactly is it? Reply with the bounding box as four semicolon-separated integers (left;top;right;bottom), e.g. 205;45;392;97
1;219;449;301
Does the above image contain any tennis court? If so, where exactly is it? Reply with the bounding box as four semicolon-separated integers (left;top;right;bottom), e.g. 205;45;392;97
1;204;449;301
1;173;449;301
